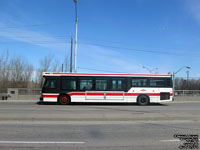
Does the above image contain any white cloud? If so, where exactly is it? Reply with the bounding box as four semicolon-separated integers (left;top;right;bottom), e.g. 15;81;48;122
0;23;69;50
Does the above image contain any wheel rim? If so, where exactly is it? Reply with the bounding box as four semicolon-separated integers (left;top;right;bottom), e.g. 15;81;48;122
141;98;146;103
61;97;68;104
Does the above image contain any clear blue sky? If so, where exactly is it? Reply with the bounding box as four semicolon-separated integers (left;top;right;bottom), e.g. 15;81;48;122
0;0;200;78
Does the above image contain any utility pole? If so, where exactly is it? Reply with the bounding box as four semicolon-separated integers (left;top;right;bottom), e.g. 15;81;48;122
74;0;78;72
186;70;189;88
70;37;73;73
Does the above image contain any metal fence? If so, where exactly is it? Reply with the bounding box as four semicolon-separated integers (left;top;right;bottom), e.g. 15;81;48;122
18;88;41;95
6;88;41;100
174;90;200;97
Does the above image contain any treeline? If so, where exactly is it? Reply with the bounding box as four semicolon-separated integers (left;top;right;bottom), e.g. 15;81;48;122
0;51;69;93
175;77;200;90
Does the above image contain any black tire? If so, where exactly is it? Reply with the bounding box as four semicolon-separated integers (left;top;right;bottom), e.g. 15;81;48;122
58;95;71;105
137;95;149;106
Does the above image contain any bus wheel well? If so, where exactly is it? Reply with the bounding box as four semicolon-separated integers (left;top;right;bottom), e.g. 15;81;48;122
137;94;150;106
58;93;71;105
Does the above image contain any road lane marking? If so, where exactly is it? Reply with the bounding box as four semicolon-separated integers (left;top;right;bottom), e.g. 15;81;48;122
160;140;180;142
0;141;85;144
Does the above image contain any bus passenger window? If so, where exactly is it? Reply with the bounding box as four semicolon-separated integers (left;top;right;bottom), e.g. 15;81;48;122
118;80;123;90
96;79;108;91
80;79;93;91
112;80;117;91
112;79;125;91
61;79;76;90
132;78;148;87
150;78;171;87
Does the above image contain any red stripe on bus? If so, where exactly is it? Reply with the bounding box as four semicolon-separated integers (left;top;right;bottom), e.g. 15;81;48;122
86;93;105;96
106;93;124;96
69;93;105;96
69;92;85;96
43;95;58;98
125;93;160;96
124;93;138;96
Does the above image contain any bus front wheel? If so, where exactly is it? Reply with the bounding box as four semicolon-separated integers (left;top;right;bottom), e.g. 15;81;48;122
137;95;149;106
58;95;71;105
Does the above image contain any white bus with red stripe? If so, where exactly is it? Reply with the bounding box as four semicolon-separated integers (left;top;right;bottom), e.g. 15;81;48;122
40;72;173;105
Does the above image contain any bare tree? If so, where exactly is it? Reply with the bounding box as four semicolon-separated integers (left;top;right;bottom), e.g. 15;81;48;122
36;55;64;87
0;51;10;93
52;59;62;72
63;55;70;72
0;51;34;92
175;77;200;90
8;57;33;88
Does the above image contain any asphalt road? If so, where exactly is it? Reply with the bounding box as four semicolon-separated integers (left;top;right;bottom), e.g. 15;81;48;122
0;100;199;150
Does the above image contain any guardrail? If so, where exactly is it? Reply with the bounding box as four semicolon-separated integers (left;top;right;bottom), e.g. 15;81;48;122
18;88;41;95
174;90;200;96
7;88;41;100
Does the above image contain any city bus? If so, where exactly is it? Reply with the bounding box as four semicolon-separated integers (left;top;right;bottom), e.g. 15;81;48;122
40;72;173;105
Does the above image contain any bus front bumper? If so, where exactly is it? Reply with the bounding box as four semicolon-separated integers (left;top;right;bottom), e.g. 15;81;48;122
40;96;43;101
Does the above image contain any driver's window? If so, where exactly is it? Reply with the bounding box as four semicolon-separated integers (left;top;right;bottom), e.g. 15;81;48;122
44;79;57;89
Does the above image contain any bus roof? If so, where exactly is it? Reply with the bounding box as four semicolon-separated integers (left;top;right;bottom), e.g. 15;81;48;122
43;72;172;77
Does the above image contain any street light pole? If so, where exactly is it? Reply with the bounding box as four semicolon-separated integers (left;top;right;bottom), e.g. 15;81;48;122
142;66;151;74
74;0;78;72
152;68;158;74
172;66;191;97
186;70;189;88
142;66;158;74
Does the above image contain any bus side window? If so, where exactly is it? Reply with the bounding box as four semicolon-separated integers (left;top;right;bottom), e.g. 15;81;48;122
150;78;170;87
111;78;125;91
118;80;123;90
112;80;117;91
132;78;148;87
79;78;93;91
61;78;76;91
95;79;108;91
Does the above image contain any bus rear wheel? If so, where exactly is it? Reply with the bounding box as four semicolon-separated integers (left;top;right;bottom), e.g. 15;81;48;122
137;95;149;106
58;95;70;105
